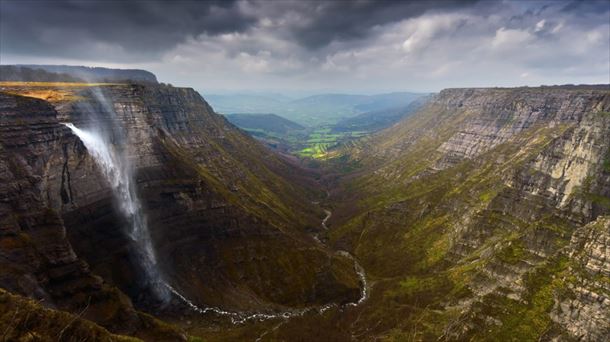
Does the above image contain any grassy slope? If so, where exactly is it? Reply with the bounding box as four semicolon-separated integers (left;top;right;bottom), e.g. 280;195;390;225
0;288;141;342
265;89;610;341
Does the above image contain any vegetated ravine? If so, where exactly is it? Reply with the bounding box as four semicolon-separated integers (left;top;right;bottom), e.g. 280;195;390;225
62;118;368;326
0;78;608;341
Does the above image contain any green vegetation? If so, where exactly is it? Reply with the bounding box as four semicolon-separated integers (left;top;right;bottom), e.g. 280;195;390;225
471;258;570;341
496;239;527;264
222;113;372;159
0;288;140;341
298;127;367;159
314;110;586;340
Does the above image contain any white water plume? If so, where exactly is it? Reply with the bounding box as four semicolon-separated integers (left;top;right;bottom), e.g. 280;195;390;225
63;122;169;301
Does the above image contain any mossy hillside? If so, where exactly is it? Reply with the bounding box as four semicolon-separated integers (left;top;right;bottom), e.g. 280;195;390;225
326;102;548;230
319;211;577;340
0;288;141;342
328;103;466;194
92;83;323;232
157;132;313;234
330;123;568;274
158;135;360;307
325;125;452;229
465;256;571;341
316;121;588;339
329;92;609;340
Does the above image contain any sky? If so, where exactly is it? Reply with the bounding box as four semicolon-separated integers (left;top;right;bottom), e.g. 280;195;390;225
1;0;609;94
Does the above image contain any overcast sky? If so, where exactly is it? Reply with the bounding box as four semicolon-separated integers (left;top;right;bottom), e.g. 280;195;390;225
1;0;609;94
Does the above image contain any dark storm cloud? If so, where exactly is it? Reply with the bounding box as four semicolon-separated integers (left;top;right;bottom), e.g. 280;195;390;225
281;0;481;49
0;0;481;61
560;0;610;14
1;0;608;91
0;0;256;61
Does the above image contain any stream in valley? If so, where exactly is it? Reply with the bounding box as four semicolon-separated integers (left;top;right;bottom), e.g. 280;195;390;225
63;121;367;326
169;201;369;325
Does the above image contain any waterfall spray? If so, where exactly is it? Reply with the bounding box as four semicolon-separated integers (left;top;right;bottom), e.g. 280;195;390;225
61;89;367;319
63;122;169;302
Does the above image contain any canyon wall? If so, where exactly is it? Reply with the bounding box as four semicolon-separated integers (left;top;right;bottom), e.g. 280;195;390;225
325;86;610;341
0;83;360;339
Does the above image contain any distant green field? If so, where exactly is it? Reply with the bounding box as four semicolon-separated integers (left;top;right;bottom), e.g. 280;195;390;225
237;125;370;159
297;127;367;159
224;114;372;159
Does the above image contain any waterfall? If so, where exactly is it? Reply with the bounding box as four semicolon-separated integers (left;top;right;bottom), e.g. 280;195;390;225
63;122;169;302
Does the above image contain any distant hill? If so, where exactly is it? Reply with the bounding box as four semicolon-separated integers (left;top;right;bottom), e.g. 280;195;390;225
290;94;369;109
206;94;290;114
2;65;158;83
332;95;430;133
225;113;305;134
207;92;427;126
353;92;424;112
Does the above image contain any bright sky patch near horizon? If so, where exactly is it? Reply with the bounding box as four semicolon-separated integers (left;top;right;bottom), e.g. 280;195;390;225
0;0;608;94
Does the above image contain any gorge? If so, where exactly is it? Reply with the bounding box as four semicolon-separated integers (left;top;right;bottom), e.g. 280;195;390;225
0;78;607;341
1;0;608;340
61;119;169;303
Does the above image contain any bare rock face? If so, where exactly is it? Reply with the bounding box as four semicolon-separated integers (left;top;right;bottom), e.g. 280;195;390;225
550;217;610;341
434;88;610;169
0;93;182;338
0;82;360;337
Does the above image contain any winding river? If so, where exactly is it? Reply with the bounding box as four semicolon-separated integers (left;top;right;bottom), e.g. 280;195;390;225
169;199;369;325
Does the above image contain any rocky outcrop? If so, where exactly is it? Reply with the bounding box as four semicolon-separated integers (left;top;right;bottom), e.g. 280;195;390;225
550;217;610;341
5;64;159;83
429;88;610;169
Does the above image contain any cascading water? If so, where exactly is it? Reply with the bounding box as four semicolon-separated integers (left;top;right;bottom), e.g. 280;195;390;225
61;89;366;321
63;122;169;302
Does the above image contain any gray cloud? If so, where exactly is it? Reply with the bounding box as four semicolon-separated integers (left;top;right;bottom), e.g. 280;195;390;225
261;0;481;49
0;0;608;92
1;0;255;61
0;0;482;61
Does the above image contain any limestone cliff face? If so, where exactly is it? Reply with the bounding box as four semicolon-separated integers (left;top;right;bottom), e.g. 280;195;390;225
550;217;610;341
326;86;610;341
434;88;608;166
0;82;360;338
0;93;183;339
52;84;359;311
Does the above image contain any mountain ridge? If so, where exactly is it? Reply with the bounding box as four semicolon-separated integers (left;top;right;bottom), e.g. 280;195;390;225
1;65;158;83
207;91;426;126
313;84;610;341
